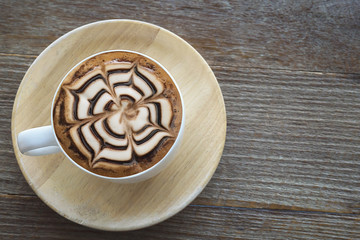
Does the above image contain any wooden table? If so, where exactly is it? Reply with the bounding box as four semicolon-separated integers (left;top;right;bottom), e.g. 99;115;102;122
1;1;359;239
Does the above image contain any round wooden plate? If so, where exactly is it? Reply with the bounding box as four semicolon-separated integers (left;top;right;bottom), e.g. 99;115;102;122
11;20;226;231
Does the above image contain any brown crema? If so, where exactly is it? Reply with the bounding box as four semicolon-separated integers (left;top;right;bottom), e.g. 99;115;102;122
53;51;182;177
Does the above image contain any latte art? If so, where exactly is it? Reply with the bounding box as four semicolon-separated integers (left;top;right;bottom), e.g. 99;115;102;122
53;52;182;177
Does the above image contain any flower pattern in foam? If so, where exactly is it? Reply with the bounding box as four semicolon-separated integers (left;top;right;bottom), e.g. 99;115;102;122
62;61;174;169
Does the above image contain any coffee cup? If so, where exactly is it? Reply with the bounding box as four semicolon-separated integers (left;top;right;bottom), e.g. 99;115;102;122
17;50;185;183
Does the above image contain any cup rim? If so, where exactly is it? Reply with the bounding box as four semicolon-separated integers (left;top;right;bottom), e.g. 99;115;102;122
50;49;185;181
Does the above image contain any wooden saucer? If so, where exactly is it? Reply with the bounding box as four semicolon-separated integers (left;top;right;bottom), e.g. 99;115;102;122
11;20;226;231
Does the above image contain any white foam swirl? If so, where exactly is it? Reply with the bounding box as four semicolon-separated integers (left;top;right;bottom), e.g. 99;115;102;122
63;61;174;169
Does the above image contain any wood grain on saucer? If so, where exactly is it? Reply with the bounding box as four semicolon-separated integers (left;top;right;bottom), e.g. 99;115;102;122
11;20;226;231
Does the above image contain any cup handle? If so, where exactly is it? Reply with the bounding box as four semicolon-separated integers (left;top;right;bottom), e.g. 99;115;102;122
17;126;61;156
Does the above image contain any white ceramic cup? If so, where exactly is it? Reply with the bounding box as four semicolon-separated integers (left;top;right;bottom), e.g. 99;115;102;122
17;50;185;183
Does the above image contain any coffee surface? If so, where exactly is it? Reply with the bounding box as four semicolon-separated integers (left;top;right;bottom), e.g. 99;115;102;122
53;51;182;177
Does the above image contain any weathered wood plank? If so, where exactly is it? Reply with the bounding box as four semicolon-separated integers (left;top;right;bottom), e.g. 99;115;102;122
0;0;359;73
1;55;360;215
0;195;359;239
0;55;34;196
194;67;360;214
1;0;360;238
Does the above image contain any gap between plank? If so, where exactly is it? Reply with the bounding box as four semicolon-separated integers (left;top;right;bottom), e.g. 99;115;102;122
1;193;358;216
189;204;360;216
1;52;359;76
